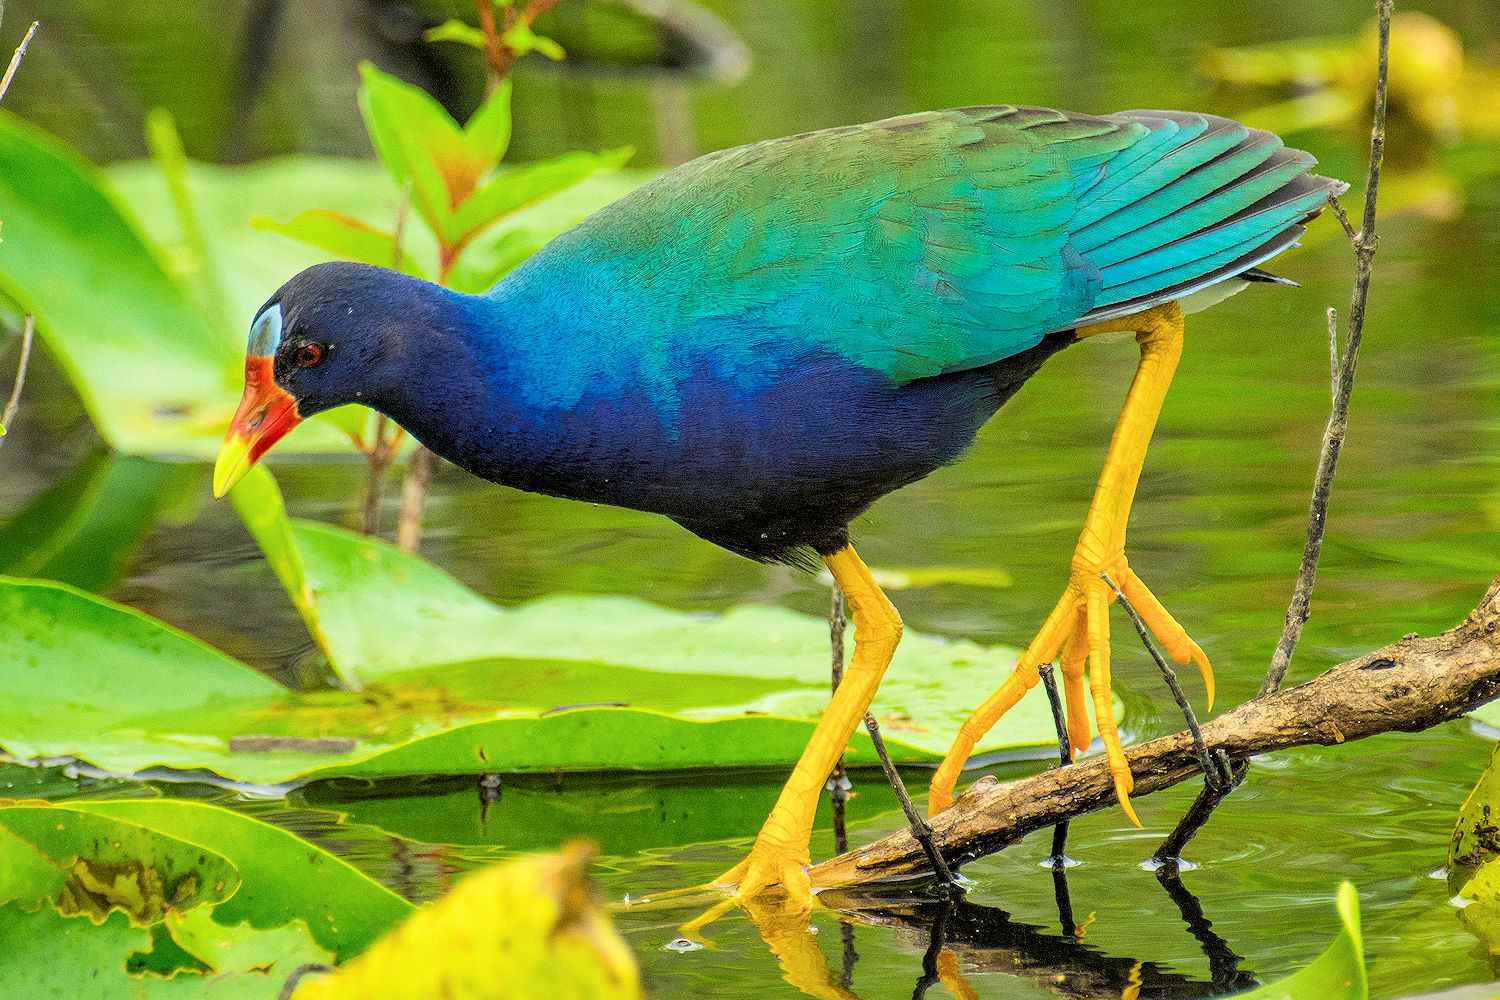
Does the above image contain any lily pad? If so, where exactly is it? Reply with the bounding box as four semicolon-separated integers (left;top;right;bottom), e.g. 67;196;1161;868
225;465;1087;757
1450;744;1500;870
0;539;1079;786
0;803;240;922
0;799;371;997
71;800;410;959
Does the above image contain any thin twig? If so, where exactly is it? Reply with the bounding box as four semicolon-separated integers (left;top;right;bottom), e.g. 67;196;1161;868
0;314;33;447
1151;757;1247;866
1327;193;1358;242
0;19;38;104
860;711;958;892
1103;572;1227;791
359;415;398;534
396;445;436;553
1261;0;1390;697
1326;307;1339;403
1037;663;1072;866
827;586;850;855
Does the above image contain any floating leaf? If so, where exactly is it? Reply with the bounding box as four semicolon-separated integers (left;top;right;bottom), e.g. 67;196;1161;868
1451;744;1500;870
294;843;639;1000
0;800;354;997
71;800;411;960
0;542;1080;787
164;909;333;988
0;803;240;923
1234;882;1366;1000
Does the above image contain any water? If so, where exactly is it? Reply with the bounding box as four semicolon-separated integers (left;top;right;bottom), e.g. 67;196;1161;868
3;1;1500;996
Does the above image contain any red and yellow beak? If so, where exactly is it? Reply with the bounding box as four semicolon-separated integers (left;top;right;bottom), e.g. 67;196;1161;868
212;355;302;498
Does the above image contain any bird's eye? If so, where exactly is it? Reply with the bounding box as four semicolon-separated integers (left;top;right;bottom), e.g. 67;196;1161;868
293;343;326;368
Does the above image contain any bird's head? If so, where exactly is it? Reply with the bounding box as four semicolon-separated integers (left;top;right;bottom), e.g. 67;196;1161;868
213;261;470;497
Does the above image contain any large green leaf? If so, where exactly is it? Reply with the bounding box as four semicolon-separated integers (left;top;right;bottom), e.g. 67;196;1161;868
0;799;372;996
0;576;284;778
0;544;1076;786
1235;882;1367;1000
73;800;411;960
0;111;237;455
0;113;356;458
1450;744;1500;870
0;803;240;921
228;466;1082;752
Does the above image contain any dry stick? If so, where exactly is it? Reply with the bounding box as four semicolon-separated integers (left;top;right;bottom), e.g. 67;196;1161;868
396;446;436;553
1326;307;1340;403
380;179;439;555
1102;572;1227;791
1036;663;1072;866
860;711;958;892
0;19;38;103
809;576;1500;889
0;314;32;449
0;24;38;448
358;415;397;534
1262;0;1390;699
1154;0;1393;858
827;586;851;855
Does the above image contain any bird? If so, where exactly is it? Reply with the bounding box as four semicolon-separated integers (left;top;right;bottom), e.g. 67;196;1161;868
213;104;1346;910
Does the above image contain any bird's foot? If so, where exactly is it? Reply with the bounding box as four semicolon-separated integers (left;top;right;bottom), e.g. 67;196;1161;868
928;549;1213;824
675;837;818;945
717;835;818;910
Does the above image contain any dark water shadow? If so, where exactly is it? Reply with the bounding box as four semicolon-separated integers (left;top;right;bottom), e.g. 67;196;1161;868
818;864;1258;999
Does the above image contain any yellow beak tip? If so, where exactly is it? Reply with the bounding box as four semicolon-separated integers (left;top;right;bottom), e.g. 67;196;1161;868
212;437;252;499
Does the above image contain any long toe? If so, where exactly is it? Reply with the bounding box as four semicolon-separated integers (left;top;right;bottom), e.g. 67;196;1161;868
1120;567;1215;708
1085;581;1140;826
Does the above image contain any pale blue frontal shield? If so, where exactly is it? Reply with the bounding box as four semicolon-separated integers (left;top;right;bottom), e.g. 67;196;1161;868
248;303;283;356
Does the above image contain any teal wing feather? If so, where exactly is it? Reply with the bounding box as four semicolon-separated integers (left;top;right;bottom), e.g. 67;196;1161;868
509;106;1345;392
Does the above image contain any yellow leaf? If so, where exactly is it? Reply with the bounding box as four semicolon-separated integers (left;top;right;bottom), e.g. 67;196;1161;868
294;842;640;1000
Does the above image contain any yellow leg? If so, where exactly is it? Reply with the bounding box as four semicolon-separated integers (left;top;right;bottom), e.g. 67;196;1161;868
928;302;1214;821
714;544;902;909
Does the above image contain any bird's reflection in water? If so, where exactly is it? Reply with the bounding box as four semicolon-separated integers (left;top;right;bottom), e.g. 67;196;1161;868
751;864;1259;1000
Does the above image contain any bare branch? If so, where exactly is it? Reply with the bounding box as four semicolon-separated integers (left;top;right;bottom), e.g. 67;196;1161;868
1260;0;1391;697
1327;193;1358;243
1103;571;1226;792
1326;307;1339;402
0;19;38;105
860;711;958;892
809;576;1500;889
395;444;436;552
0;314;33;448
